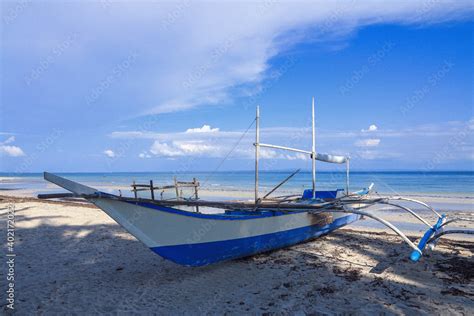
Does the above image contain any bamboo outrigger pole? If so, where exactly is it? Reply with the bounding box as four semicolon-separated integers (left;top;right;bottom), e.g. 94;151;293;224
255;105;260;203
346;158;350;195
311;97;316;198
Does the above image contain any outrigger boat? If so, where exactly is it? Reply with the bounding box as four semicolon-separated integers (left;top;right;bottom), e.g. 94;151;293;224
39;99;473;266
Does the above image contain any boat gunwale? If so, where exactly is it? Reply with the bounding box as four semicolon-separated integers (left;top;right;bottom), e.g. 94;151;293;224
120;198;312;220
91;193;323;221
87;191;345;221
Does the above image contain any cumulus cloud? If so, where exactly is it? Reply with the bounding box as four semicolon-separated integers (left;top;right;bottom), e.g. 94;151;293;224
185;125;220;133
285;153;309;160
150;141;184;157
176;141;216;154
0;145;25;157
0;136;25;157
149;140;233;158
362;124;378;132
138;152;151;159
109;118;473;162
149;140;204;157
103;149;115;158
355;138;381;147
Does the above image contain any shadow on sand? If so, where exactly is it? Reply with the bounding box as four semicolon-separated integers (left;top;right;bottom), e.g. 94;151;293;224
1;212;473;314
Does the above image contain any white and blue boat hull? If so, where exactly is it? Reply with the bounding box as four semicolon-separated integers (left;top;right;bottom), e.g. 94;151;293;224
92;198;360;266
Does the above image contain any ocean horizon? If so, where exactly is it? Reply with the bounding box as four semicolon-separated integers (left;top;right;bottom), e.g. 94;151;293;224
2;170;473;197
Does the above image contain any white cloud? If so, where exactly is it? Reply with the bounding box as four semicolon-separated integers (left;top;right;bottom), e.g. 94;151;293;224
174;140;217;155
138;152;151;159
144;2;473;115
4;1;473;119
362;124;378;132
355;138;381;147
103;149;115;158
185;125;220;133
260;148;280;159
285;153;309;160
0;145;25;157
111;119;474;143
109;118;473;162
150;141;184;157
0;136;25;157
2;136;16;144
150;140;221;157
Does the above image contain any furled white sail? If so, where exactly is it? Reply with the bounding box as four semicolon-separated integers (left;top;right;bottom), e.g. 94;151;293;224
314;153;348;164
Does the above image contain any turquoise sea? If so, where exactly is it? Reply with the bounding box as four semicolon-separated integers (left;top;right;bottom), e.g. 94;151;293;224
1;171;473;197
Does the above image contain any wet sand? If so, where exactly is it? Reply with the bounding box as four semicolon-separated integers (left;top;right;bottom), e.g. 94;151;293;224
0;194;472;314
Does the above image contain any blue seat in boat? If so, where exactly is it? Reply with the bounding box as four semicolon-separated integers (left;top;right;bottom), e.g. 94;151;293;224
302;189;343;200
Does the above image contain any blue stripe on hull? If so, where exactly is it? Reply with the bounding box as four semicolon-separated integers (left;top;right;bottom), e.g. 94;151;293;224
150;214;360;266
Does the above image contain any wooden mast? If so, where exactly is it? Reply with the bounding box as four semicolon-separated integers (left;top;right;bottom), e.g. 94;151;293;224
255;105;260;203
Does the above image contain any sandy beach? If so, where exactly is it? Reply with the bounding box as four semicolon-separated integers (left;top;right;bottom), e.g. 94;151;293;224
1;194;472;315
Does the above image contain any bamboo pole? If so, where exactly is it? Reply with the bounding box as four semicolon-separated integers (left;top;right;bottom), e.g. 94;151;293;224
193;177;199;213
255;105;260;203
259;143;311;155
261;169;300;200
346;158;350;195
150;180;155;200
311;97;316;199
174;177;179;200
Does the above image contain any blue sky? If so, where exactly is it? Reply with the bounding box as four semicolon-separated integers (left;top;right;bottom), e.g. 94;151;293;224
1;1;473;172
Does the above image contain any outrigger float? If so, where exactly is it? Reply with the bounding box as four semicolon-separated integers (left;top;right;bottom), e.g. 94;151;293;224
39;99;473;266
